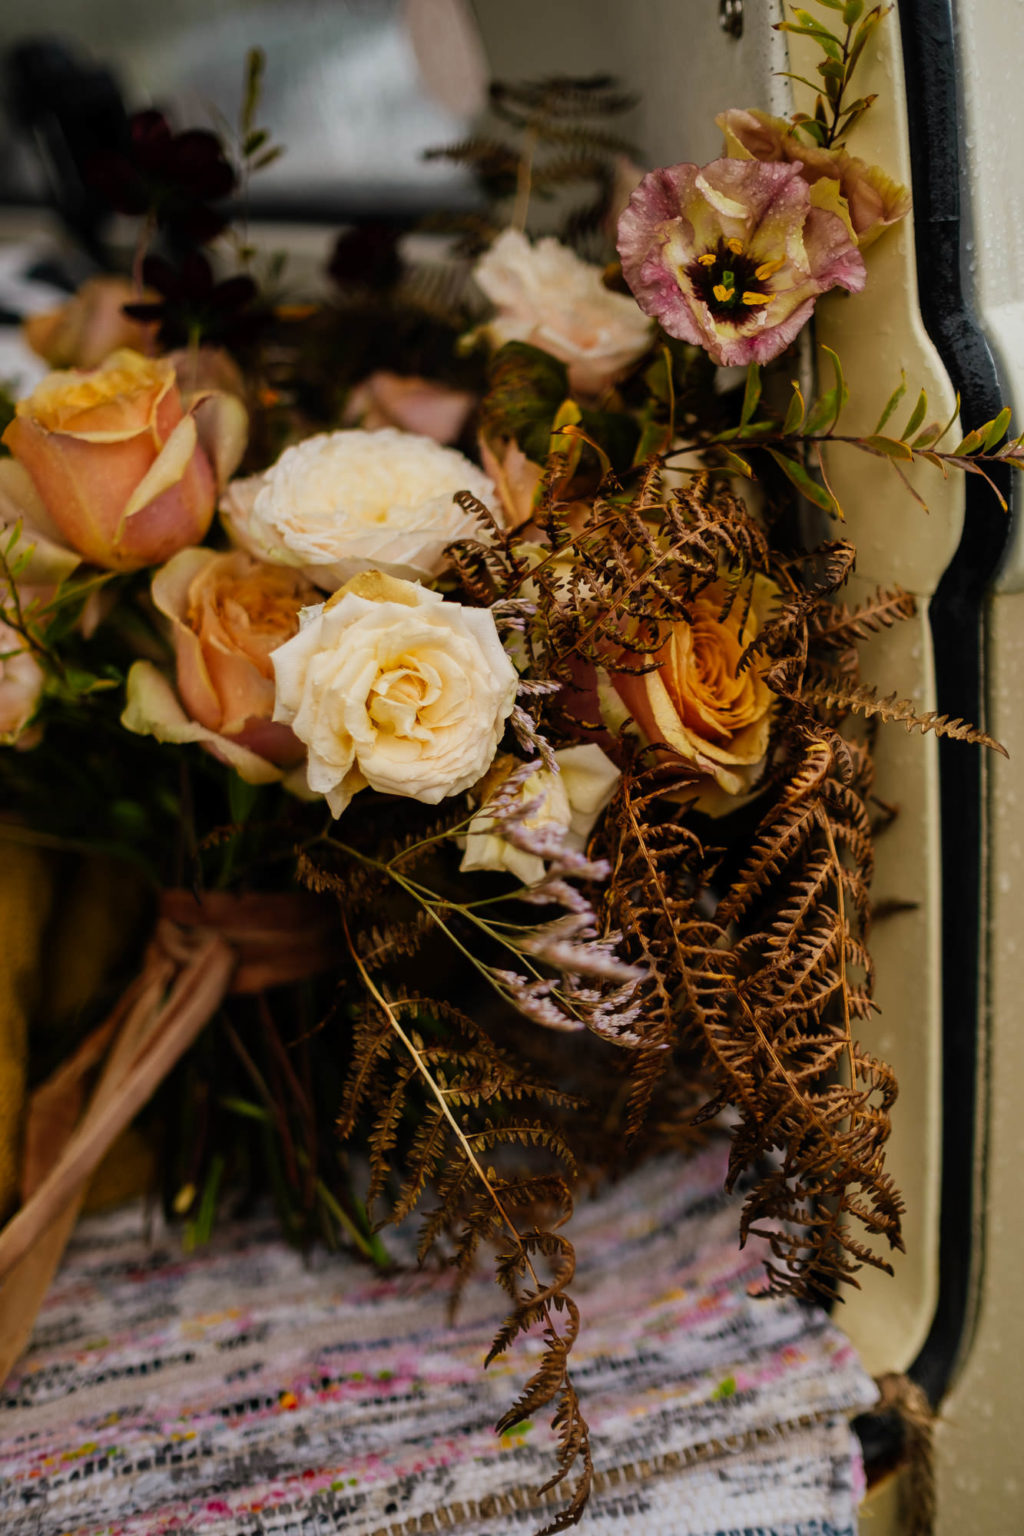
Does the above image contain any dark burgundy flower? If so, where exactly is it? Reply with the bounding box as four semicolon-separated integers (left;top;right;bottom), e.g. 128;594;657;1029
124;252;263;351
328;222;403;293
86;110;236;245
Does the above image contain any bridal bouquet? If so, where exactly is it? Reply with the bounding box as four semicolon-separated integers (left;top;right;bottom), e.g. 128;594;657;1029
0;6;1012;1528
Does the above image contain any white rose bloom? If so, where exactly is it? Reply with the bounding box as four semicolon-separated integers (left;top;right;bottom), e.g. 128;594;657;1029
460;743;621;886
221;428;499;592
474;228;653;397
271;571;518;817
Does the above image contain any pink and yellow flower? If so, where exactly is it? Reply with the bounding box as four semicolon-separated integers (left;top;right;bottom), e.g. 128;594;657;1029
617;158;865;367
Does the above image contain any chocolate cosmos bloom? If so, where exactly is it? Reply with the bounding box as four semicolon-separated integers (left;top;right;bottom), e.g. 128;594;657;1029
124;252;263;351
617;158;865;367
87;109;236;245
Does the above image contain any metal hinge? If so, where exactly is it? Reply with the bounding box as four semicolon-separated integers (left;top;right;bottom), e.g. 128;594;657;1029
719;0;743;37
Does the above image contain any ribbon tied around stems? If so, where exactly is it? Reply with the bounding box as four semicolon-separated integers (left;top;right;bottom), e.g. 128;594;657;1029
0;888;338;1385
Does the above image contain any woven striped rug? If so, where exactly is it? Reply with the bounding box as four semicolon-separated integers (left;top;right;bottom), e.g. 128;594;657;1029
0;1142;877;1534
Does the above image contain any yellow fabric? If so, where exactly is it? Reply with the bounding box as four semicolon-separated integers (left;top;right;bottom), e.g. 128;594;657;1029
0;846;153;1218
0;845;54;1218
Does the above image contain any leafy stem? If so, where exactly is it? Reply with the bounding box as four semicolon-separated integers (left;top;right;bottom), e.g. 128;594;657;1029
319;835;588;1024
777;3;888;149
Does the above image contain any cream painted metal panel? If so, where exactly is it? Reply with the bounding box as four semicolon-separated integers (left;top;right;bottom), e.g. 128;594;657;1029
471;0;792;165
787;14;958;1381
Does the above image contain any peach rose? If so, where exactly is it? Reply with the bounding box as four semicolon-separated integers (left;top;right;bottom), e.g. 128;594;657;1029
344;372;475;445
2;349;247;571
122;548;317;780
608;574;778;813
24;276;157;370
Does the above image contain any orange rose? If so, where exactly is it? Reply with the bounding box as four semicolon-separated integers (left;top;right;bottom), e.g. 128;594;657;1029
609;574;777;813
134;547;318;771
2;349;246;571
23;276;157;370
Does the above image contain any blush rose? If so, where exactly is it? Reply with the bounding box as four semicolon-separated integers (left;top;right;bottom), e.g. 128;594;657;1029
473;228;653;397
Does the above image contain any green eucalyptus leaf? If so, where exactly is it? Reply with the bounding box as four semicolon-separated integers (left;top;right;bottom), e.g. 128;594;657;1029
849;7;883;74
983;407;1012;451
952;427;988;457
783;383;806;436
863;434;915;460
900;390;928;442
740;363;762;427
718;448;754;478
873;374;907;434
766;448;835;511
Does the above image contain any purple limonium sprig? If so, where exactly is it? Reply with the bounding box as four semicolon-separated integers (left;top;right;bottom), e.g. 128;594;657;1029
617;157;865;366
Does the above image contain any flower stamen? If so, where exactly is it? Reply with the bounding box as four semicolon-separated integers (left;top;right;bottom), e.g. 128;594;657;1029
754;257;785;281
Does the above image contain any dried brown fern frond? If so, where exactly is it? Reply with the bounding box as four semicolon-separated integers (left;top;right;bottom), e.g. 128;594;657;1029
339;927;593;1534
489;75;638;125
810;584;918;648
483;471;776;686
428;75;638;252
802;679;1007;756
597;756;720;1137
697;728;904;1299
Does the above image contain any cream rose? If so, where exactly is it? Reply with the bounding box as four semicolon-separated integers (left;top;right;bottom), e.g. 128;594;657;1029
608;574;778;814
0;620;44;747
221;428;499;592
271;571;518;816
461;744;621;886
473;228;653;397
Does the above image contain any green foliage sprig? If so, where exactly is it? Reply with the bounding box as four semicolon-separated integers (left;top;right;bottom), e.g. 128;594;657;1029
687;350;1021;519
776;1;890;147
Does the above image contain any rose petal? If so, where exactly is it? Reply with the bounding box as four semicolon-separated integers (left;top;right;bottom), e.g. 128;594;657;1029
191;390;249;489
121;660;286;785
0;459;80;585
